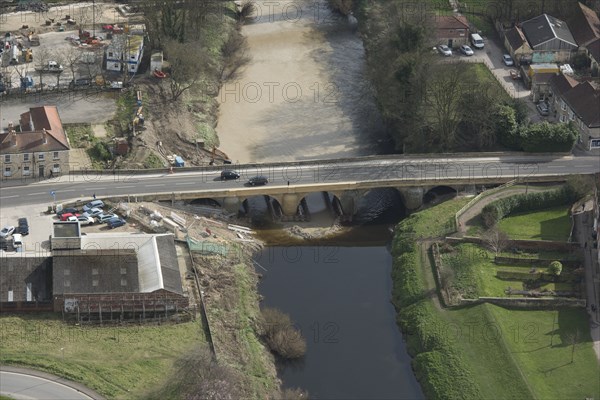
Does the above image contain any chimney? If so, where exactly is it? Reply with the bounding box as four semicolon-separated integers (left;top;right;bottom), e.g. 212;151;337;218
42;128;47;144
11;130;17;147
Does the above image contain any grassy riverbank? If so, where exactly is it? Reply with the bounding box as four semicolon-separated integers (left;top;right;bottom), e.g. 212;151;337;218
391;198;600;399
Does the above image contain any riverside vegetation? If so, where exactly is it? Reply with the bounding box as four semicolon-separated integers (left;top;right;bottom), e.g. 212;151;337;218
391;180;600;399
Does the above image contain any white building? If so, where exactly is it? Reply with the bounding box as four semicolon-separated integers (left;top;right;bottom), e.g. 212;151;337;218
105;33;144;74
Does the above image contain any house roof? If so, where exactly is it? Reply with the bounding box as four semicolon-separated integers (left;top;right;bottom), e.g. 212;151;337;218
435;15;469;31
588;37;600;61
505;26;528;50
549;73;579;95
156;235;183;295
568;2;600;46
0;106;69;154
522;14;577;48
563;81;600;127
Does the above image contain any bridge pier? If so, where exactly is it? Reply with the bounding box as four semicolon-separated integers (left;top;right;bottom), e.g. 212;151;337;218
332;190;367;221
397;187;425;211
221;197;241;214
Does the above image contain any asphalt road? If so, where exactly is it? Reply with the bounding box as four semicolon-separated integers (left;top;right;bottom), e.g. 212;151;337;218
0;371;94;400
1;154;598;208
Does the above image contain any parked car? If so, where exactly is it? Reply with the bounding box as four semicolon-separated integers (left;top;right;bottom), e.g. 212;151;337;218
60;213;81;221
69;78;92;88
97;213;117;223
107;217;126;229
502;54;514;66
41;60;63;72
536;102;549;116
221;170;240;180
247;176;269;186
437;44;452;56
83;200;104;212
57;207;79;217
460;44;474;56
77;215;95;225
0;225;15;238
82;207;103;218
17;217;29;235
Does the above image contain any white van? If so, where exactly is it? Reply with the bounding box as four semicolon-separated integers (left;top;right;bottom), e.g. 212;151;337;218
470;33;484;49
12;233;23;249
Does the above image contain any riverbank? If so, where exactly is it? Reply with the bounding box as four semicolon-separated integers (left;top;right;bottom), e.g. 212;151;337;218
391;197;600;399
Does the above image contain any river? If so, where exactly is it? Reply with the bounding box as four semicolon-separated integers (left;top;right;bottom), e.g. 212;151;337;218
255;240;424;399
216;0;387;163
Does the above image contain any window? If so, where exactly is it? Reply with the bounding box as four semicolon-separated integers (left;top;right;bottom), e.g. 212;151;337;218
92;268;98;275
23;153;30;162
121;279;127;286
92;279;99;287
108;51;113;58
64;269;70;276
38;153;45;160
64;280;71;287
113;63;119;68
560;115;567;123
120;267;127;275
53;151;59;159
53;164;60;173
3;166;11;177
23;166;30;176
4;155;10;163
591;139;600;149
561;100;567;111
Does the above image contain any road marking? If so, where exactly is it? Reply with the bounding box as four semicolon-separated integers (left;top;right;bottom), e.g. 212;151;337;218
27;192;45;196
146;184;165;187
0;195;18;199
95;187;106;190
115;185;135;189
61;189;75;192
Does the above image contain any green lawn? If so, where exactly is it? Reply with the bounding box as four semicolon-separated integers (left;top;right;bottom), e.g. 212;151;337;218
489;307;600;400
498;206;571;241
0;314;206;399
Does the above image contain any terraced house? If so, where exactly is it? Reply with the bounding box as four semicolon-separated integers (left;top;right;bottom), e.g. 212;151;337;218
549;74;600;150
0;106;70;179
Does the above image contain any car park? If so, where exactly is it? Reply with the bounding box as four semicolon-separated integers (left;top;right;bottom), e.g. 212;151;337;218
83;200;104;212
248;176;269;186
221;170;240;180
502;54;514;66
460;45;474;56
0;226;15;238
107;217;126;229
82;207;103;218
97;213;117;223
60;213;80;221
437;44;452;56
536;102;549;116
17;217;29;235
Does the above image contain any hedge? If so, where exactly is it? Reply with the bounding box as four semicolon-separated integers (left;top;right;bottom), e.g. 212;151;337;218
481;187;576;227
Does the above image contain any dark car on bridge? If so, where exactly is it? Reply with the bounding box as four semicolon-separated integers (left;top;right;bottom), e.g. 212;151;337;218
221;170;240;180
247;176;269;186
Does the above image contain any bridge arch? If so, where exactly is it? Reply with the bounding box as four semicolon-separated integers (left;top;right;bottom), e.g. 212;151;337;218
423;185;459;204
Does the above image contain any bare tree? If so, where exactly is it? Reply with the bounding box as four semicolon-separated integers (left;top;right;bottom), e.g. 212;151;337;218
481;226;510;255
164;39;212;101
59;46;82;84
34;46;53;91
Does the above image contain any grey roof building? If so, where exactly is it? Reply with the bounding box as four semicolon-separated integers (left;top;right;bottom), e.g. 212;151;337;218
521;14;577;49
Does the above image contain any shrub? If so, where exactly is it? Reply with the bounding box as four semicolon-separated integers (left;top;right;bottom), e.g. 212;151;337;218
548;261;563;276
260;308;306;359
87;141;111;162
519;122;578;153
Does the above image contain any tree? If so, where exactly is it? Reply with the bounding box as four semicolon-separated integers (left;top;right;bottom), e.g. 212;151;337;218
58;46;82;84
519;122;578;152
548;261;563;276
34;46;53;91
481;226;510;255
493;104;520;149
164;39;212;101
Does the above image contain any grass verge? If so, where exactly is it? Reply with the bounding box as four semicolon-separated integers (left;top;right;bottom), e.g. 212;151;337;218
0;314;206;399
498;206;571;241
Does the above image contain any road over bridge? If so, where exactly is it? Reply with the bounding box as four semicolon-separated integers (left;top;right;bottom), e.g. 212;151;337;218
1;154;598;216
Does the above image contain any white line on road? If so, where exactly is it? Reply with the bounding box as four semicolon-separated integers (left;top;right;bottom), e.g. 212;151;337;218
145;184;165;187
95;187;106;190
0;195;18;199
61;189;75;192
115;186;135;189
27;192;45;196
